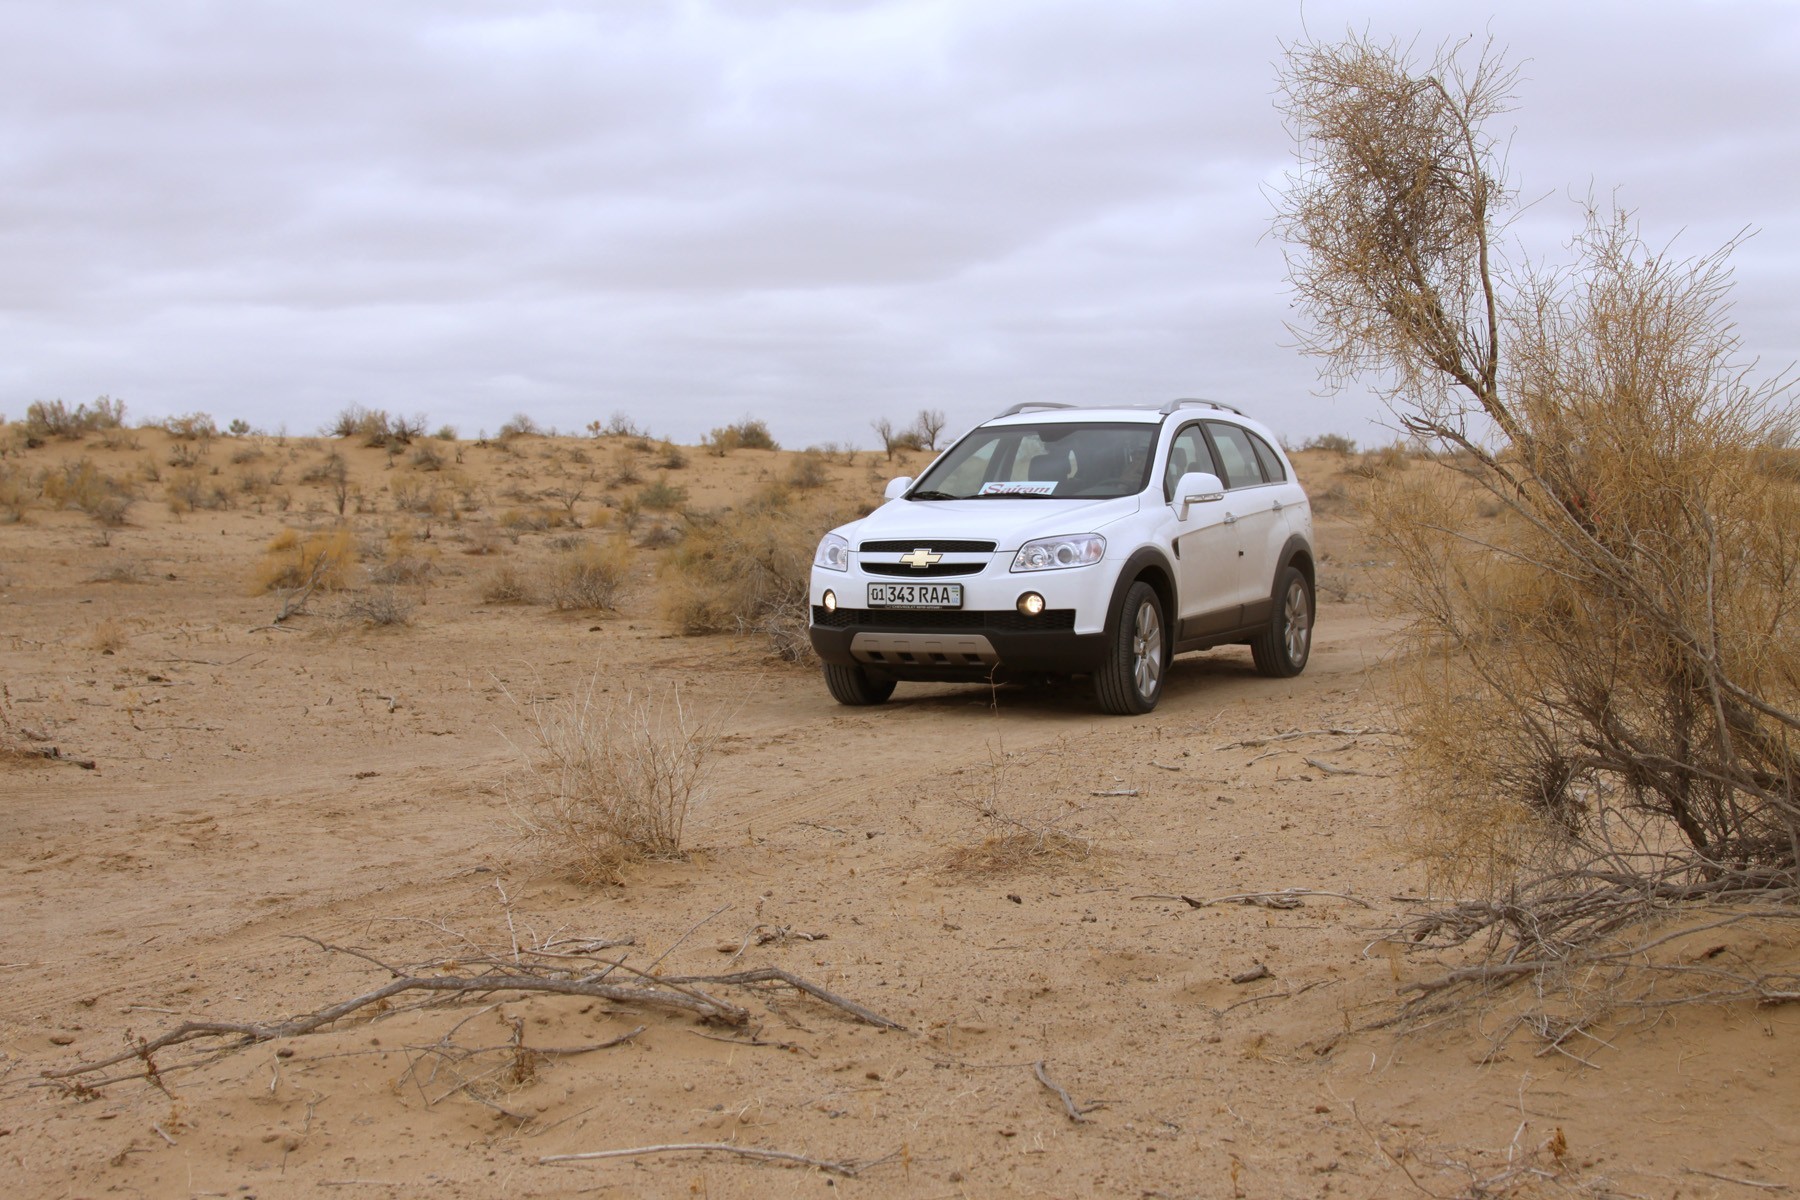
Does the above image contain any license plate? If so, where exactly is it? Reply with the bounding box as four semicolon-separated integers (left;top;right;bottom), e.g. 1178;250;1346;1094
867;582;963;609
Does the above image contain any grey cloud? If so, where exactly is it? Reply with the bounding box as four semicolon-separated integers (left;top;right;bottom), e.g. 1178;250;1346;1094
1;0;1795;446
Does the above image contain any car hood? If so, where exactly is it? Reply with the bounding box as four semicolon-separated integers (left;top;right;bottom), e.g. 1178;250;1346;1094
842;495;1143;553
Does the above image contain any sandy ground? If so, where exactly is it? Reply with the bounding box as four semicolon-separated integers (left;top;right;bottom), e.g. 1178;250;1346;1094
2;431;1796;1199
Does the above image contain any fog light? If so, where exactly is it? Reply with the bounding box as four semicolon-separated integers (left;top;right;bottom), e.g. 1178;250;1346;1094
1017;592;1045;616
823;589;837;613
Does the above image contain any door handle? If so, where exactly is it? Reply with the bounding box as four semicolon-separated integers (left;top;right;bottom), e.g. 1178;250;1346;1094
1271;499;1284;512
1223;512;1237;525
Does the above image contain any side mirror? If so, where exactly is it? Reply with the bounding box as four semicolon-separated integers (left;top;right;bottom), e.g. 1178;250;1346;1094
884;476;914;501
1173;471;1225;520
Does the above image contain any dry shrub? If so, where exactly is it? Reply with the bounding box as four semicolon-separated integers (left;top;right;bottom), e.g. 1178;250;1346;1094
41;458;134;524
481;563;534;603
499;507;564;533
636;476;687;511
299;453;348;485
158;412;218;440
87;618;130;654
164;468;231;513
506;681;719;883
23;397;126;440
607;447;642;487
704;416;779;454
661;496;850;661
338;586;416;628
371;531;438;586
0;462;29;522
945;744;1092;873
545;540;632;611
1278;34;1800;968
786;450;829;490
254;527;354;592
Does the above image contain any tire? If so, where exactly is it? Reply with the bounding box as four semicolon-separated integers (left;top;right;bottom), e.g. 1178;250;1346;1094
821;661;896;706
1250;565;1313;678
1094;581;1167;715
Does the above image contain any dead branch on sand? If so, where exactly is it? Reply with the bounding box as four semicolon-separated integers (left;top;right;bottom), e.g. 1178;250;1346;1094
541;1142;894;1177
40;933;902;1092
1031;1059;1105;1123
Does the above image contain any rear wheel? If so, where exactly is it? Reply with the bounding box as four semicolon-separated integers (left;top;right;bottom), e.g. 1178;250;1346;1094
1094;581;1166;715
1250;566;1313;678
821;661;896;706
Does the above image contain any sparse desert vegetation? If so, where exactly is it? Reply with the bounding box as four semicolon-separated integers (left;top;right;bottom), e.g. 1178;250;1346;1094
1;400;1795;1199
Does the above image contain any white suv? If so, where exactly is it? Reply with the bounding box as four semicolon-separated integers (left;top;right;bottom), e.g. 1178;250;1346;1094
809;399;1315;714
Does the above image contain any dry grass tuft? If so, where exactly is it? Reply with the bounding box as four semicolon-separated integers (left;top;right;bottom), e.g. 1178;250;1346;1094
87;618;130;654
505;680;720;884
944;744;1093;874
481;563;534;604
254;527;354;593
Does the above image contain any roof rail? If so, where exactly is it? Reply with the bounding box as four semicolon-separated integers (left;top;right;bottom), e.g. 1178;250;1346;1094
1160;397;1244;416
995;401;1078;418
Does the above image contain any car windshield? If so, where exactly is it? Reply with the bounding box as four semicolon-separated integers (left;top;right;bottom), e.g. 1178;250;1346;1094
909;422;1157;500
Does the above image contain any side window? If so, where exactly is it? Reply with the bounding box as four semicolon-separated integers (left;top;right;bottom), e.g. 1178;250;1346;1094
1162;424;1219;501
1205;422;1267;489
1249;433;1287;483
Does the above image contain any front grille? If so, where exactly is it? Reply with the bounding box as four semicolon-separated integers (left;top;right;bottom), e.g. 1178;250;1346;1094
813;607;1075;631
862;562;986;577
859;539;997;553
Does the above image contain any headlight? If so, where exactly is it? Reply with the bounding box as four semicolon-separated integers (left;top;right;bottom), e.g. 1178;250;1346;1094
814;532;850;572
1011;534;1106;572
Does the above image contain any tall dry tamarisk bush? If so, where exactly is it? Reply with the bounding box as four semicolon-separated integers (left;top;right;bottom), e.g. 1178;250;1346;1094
1275;36;1799;954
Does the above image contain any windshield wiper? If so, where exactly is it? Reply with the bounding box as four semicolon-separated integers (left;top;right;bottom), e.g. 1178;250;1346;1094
907;489;960;500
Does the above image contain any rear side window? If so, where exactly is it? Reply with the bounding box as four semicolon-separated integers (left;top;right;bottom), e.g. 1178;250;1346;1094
1204;422;1267;489
1249;433;1287;483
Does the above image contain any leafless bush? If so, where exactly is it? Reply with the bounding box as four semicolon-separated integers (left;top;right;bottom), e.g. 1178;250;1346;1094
339;586;416;627
545;541;632;611
872;416;924;461
946;743;1092;873
506;681;721;883
1276;35;1800;965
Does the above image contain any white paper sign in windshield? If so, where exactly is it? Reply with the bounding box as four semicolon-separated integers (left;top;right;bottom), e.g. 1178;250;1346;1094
978;481;1058;496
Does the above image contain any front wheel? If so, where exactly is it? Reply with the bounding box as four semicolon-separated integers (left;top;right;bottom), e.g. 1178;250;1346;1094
1094;581;1166;715
1250;566;1313;678
821;661;896;706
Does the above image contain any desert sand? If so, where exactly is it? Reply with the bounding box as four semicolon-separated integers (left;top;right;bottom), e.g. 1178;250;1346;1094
2;428;1795;1198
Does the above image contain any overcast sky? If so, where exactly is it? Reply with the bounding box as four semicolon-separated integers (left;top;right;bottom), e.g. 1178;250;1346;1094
3;1;1796;448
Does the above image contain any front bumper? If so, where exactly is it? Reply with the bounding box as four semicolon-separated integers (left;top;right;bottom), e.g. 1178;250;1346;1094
809;605;1108;679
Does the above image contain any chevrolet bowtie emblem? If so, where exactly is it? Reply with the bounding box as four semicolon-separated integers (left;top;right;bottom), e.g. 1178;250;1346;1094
899;547;943;569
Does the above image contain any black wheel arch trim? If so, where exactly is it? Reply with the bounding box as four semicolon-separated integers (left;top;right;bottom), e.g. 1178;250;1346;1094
1104;546;1178;630
1277;534;1315;591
